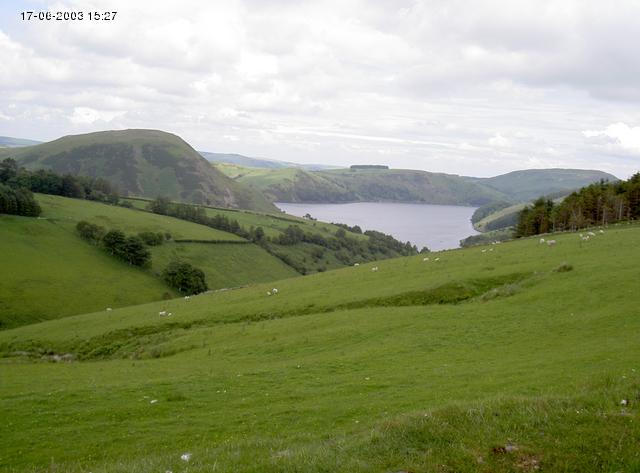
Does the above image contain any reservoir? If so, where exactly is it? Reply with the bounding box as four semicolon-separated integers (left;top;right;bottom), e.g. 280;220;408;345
276;202;479;251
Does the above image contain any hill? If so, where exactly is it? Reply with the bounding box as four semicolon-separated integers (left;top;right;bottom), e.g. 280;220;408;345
466;168;618;202
220;165;509;206
1;222;638;471
0;194;297;329
1;129;276;212
0;136;42;148
201;151;341;171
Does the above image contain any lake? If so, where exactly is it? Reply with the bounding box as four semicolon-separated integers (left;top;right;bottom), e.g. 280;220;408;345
276;202;479;251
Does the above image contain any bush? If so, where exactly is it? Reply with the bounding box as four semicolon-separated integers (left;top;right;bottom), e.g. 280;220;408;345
162;261;208;295
138;231;164;246
76;221;106;244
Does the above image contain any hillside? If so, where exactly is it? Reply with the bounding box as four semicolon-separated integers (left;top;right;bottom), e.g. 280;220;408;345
0;194;296;329
1;129;276;212
466;168;618;202
201;151;340;171
220;165;509;206
0;136;42;148
1;223;638;471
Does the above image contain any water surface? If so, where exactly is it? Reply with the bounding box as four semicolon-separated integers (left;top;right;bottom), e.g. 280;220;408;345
277;202;478;251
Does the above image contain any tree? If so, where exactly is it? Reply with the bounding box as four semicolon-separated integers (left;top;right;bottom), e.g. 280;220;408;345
121;236;151;266
102;229;126;255
162;261;208;295
76;221;106;244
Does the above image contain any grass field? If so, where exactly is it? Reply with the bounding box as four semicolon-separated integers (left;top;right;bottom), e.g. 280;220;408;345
0;214;175;329
1;222;638;471
0;195;299;328
150;242;298;289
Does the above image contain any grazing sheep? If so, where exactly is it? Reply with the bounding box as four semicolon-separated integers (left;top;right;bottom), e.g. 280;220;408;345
184;296;190;301
272;288;279;294
547;240;556;246
106;308;112;312
588;231;596;236
423;257;429;261
488;248;493;252
581;235;590;241
481;249;486;253
539;238;546;244
371;266;379;272
354;263;360;266
267;291;272;296
599;229;604;234
159;310;167;316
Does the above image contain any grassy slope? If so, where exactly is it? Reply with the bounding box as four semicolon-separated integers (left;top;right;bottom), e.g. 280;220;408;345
1;223;638;471
220;165;509;206
0;214;174;329
151;242;297;289
469;168;618;202
0;195;298;328
3;129;275;212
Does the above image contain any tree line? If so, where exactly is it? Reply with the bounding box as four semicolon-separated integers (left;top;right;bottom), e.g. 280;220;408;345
146;196;424;274
515;174;640;237
0;158;123;217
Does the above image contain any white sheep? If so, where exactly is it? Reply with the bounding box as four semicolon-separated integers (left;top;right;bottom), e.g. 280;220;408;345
588;231;596;236
599;229;604;234
159;310;167;316
371;266;379;272
481;249;487;253
581;235;590;241
547;240;556;246
434;257;440;261
423;257;429;261
539;238;546;244
267;291;272;296
354;263;360;266
184;296;190;301
272;288;279;294
106;308;112;312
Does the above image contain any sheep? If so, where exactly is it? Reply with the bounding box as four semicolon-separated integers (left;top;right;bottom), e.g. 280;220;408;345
106;308;112;312
272;288;279;294
599;229;604;234
371;266;379;272
539;238;546;244
581;235;590;241
481;249;487;253
546;240;556;246
354;263;360;267
267;291;272;296
159;310;167;316
184;296;190;301
588;231;596;236
423;257;429;261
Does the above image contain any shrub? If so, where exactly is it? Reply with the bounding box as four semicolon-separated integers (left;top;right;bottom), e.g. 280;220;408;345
162;261;208;295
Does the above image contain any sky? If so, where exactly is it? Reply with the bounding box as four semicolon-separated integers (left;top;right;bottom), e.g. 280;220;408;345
1;0;640;178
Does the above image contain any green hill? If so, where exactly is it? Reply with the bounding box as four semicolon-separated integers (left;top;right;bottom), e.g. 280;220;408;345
0;194;297;329
1;222;638;471
220;165;509;206
0;136;42;148
467;168;618;202
201;151;340;170
1;129;276;212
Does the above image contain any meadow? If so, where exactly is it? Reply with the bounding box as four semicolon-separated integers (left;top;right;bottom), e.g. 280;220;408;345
0;195;297;327
1;222;638;471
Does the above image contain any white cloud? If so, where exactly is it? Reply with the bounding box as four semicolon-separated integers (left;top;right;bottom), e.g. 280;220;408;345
69;107;125;125
488;133;511;148
583;122;640;154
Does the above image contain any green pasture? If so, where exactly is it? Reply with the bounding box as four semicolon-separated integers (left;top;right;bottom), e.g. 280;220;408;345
1;223;638;471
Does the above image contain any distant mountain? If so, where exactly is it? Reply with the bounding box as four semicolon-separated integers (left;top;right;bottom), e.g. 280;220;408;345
465;168;618;202
218;165;510;206
200;151;341;171
0;136;42;148
1;130;276;212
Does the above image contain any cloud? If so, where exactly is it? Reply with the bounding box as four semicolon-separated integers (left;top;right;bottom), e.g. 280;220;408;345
583;122;640;154
1;1;640;178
